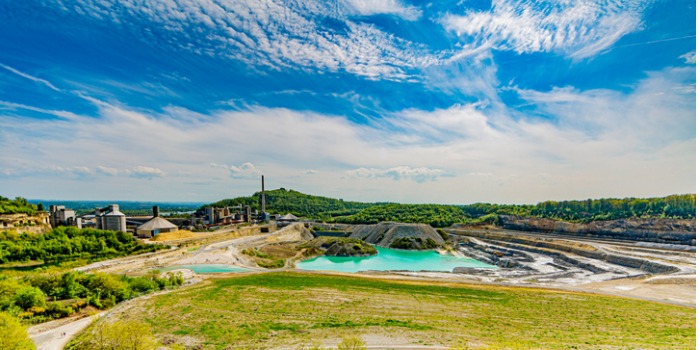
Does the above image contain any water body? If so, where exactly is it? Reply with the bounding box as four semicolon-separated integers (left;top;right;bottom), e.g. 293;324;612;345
297;246;495;273
160;264;249;274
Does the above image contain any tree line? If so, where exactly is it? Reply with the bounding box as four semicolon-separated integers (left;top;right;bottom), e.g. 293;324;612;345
0;226;166;265
459;194;696;223
333;204;467;228
202;189;696;227
0;270;183;324
332;194;695;227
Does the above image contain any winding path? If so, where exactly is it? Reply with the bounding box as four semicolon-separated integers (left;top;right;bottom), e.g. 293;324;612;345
29;313;103;350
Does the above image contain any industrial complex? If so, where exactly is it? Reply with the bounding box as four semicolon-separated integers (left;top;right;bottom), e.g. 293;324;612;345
45;175;294;238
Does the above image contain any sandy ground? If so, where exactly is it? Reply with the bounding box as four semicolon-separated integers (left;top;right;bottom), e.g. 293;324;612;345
576;274;696;306
171;223;311;268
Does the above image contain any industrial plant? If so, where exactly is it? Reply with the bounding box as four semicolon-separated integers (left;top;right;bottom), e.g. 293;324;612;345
46;175;282;238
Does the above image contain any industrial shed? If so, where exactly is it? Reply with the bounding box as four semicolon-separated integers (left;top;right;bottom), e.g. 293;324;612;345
136;216;178;238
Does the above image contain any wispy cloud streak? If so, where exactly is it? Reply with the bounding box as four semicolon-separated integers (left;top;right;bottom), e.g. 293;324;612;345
52;0;438;80
0;63;62;91
442;0;650;59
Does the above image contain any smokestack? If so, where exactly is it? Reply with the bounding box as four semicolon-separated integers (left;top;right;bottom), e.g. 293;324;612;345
153;206;159;218
261;175;266;214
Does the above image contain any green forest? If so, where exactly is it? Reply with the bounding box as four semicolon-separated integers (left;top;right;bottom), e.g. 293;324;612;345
0;270;183;323
208;190;695;227
0;226;166;265
334;194;696;227
333;204;468;227
0;227;177;324
458;194;697;222
0;197;38;215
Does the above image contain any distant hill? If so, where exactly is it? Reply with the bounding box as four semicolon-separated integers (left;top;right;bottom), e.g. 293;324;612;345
206;190;695;227
204;188;384;219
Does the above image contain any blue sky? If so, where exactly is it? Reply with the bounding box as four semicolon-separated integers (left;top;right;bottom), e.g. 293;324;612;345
0;0;695;204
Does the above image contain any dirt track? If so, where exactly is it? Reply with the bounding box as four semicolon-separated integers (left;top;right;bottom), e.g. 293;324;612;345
29;313;102;350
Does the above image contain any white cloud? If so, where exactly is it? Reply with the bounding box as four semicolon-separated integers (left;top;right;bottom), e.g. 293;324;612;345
51;166;94;177
304;169;318;175
128;166;165;179
0;65;693;202
96;165;120;176
342;0;421;20
442;0;649;59
212;162;263;179
680;51;696;64
53;0;437;80
346;166;447;182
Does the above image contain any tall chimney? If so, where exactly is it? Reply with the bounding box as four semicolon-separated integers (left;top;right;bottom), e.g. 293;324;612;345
153;206;160;218
261;175;266;214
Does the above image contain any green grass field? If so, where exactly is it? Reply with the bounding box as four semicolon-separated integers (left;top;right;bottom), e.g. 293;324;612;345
127;272;694;349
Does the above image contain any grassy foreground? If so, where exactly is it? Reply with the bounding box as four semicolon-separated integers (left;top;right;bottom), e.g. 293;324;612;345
127;272;693;349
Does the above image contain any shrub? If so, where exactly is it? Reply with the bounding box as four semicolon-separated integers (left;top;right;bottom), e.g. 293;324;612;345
336;335;367;350
13;287;46;310
86;273;130;302
424;238;438;249
128;277;157;294
0;312;35;350
257;259;285;269
389;238;414;250
166;272;184;286
45;302;74;318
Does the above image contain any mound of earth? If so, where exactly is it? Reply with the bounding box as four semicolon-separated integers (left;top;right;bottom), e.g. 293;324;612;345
300;237;377;257
349;222;445;250
150;230;197;242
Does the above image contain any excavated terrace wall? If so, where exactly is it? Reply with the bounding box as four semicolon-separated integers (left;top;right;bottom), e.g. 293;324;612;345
498;216;696;246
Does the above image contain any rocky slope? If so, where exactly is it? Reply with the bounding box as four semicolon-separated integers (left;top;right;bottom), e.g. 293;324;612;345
300;237;377;257
497;216;696;245
348;222;445;250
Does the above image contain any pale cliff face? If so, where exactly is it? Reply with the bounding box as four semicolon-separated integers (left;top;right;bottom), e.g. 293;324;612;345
0;212;51;234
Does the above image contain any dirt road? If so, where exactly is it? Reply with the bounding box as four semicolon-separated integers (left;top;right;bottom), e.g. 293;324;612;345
29;313;102;350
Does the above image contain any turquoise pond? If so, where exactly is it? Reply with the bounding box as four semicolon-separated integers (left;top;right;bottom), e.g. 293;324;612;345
296;246;495;273
160;264;249;274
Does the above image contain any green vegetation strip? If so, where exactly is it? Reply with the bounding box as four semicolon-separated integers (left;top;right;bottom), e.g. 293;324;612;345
205;190;695;226
125;272;693;349
0;196;39;215
0;226;166;266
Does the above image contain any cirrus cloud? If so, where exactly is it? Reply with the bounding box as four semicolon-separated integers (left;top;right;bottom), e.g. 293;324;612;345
342;0;422;21
442;0;649;59
52;0;438;80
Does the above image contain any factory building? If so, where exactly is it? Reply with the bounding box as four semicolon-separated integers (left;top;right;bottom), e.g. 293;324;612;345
49;205;76;228
201;204;251;227
137;206;178;238
95;204;127;232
